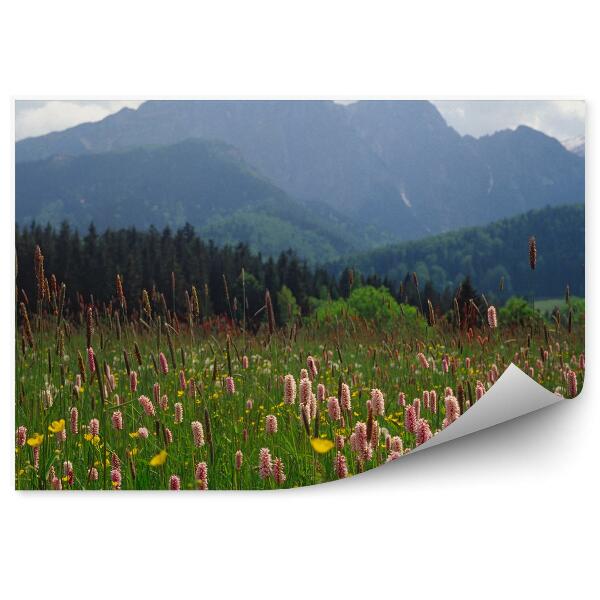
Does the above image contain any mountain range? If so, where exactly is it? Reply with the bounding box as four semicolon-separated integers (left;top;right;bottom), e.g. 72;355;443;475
15;100;585;257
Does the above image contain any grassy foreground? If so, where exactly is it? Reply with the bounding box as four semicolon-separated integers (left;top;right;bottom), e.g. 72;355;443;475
15;292;584;490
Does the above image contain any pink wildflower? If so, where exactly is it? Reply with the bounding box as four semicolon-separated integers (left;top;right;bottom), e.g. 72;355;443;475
299;377;312;406
138;395;156;417
129;371;138;392
158;352;169;375
417;352;430;369
164;427;173;444
16;426;27;447
415;419;433;446
386;451;403;463
111;469;122;489
273;458;286;485
191;421;205;447
317;383;326;403
111;410;123;430
334;452;348;479
259;448;273;480
235;450;243;470
443;395;461;428
159;394;169;412
307;355;318;380
89;418;100;436
404;405;417;434
370;388;385;416
340;383;352;411
284;374;296;405
69;407;78;434
422;390;430;410
412;397;421;420
487;305;498;328
195;462;208;490
327;396;341;421
174;402;183;424
390;435;403;453
265;414;278;434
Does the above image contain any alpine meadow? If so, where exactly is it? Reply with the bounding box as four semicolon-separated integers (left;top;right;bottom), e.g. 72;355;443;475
14;100;585;490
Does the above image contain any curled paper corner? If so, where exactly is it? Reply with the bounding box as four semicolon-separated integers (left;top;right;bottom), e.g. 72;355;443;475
413;363;567;454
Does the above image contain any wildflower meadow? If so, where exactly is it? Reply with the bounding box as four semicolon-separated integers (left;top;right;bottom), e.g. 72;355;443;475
15;241;584;490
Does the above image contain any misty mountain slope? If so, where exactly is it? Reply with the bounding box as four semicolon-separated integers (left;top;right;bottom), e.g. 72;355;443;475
16;100;584;238
346;100;492;232
471;126;585;219
15;138;379;262
16;101;427;239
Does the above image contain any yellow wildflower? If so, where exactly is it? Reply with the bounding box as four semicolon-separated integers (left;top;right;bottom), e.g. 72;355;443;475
149;450;168;467
48;419;65;433
310;438;334;454
26;433;44;447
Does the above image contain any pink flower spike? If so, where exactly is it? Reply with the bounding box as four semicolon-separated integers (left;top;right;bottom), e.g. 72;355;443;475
174;402;183;424
273;458;286;485
16;425;27;447
111;410;123;430
235;450;243;470
284;374;296;405
265;414;278;434
89;418;100;436
158;352;169;375
70;407;78;434
138;395;156;417
334;452;348;479
258;448;273;480
191;421;205;447
327;397;341;421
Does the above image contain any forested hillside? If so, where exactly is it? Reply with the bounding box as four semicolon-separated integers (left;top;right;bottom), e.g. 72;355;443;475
330;204;584;299
16;139;383;262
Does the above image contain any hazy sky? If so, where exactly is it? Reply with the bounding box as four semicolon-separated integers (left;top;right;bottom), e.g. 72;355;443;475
14;99;585;142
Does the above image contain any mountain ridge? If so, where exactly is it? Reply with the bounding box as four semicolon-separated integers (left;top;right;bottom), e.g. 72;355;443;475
15;100;584;239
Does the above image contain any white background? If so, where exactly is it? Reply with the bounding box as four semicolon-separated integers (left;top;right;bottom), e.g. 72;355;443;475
1;2;597;598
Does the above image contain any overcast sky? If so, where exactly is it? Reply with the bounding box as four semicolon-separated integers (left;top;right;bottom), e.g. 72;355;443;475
14;99;585;142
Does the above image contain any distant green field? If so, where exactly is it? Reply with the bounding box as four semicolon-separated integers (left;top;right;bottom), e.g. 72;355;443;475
535;297;584;315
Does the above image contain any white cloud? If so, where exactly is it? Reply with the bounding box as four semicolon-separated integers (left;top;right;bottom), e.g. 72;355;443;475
15;100;143;141
433;100;585;141
15;99;586;143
